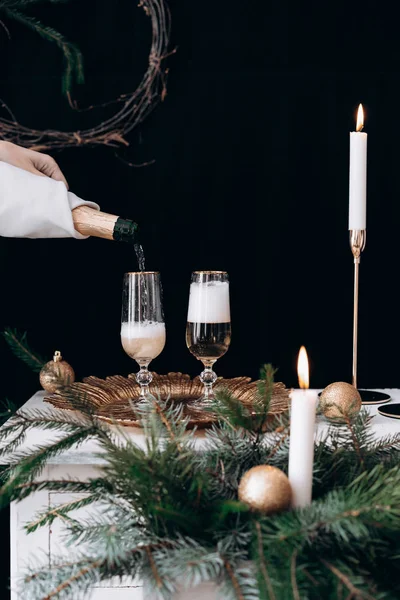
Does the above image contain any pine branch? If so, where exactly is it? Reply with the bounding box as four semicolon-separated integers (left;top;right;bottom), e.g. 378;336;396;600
0;0;172;152
0;408;95;465
290;550;300;600
11;477;112;504
223;557;245;600
22;558;101;600
217;544;258;600
145;545;163;589
265;426;290;463
0;408;92;441
320;560;375;600
0;426;27;459
254;364;275;419
26;493;103;533
23;540;175;599
150;536;223;592
212;388;254;431
330;410;380;456
2;407;93;431
312;411;400;495
42;558;103;600
2;328;46;372
66;513;147;547
136;396;194;447
2;7;84;94
0;426;100;506
255;521;276;600
0;362;398;599
211;364;277;435
344;414;365;469
148;396;184;450
259;464;400;552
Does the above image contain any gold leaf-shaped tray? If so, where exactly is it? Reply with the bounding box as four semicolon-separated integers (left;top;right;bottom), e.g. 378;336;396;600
44;372;290;428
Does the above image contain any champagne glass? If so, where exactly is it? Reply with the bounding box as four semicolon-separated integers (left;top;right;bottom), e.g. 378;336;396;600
121;272;165;401
186;271;231;402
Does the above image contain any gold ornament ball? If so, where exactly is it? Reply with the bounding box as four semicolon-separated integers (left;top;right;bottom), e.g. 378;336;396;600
319;382;362;423
39;351;75;393
238;465;292;514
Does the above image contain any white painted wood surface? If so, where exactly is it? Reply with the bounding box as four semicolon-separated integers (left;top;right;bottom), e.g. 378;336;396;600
4;389;400;599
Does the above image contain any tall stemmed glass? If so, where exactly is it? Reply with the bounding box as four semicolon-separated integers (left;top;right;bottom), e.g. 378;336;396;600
121;272;165;401
186;271;231;402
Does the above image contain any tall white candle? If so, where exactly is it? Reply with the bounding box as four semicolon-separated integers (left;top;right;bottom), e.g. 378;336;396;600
349;104;367;230
288;346;318;508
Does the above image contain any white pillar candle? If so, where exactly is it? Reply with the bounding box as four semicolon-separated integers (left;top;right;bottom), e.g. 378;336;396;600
288;347;318;508
349;104;367;230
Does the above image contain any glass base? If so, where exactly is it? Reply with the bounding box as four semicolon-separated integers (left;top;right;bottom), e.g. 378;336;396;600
135;362;153;404
187;362;218;409
191;391;215;406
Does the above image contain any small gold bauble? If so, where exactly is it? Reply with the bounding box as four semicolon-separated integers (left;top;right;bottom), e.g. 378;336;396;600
238;465;292;514
319;382;362;423
39;351;75;393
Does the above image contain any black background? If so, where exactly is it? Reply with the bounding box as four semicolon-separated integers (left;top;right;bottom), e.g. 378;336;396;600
1;0;400;594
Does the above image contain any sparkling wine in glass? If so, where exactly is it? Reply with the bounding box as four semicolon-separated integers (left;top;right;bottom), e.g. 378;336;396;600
186;271;231;402
121;271;166;401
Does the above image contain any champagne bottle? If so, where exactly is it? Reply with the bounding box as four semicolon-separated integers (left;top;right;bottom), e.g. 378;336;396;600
72;205;138;243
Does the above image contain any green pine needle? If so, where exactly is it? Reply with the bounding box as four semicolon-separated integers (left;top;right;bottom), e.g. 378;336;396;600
1;6;84;95
2;327;46;372
0;364;398;599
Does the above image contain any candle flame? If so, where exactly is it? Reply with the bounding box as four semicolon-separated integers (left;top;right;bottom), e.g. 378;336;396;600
356;104;364;132
297;346;309;390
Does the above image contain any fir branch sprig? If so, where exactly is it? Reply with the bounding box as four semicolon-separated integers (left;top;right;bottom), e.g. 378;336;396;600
254;364;275;428
211;364;277;434
0;407;94;439
26;493;104;534
0;362;399;599
0;407;94;464
22;538;180;600
0;428;99;506
312;410;400;496
22;556;104;600
257;464;400;554
2;328;46;372
1;6;84;95
65;511;146;548
0;406;113;507
12;477;112;508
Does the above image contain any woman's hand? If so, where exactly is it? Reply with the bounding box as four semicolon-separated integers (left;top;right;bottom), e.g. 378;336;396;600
0;141;68;188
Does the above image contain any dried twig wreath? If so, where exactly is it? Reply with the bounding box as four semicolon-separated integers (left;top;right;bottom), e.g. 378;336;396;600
0;0;173;154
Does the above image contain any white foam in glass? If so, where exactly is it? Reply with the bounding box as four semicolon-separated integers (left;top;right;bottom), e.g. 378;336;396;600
187;281;230;324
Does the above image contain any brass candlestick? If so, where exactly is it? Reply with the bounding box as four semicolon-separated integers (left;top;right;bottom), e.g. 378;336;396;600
349;230;390;405
349;229;366;390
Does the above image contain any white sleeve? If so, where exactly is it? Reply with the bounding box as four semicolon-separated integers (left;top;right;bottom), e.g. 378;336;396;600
0;162;100;239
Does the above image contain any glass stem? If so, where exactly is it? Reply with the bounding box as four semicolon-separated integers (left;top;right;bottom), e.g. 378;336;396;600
136;362;153;400
200;361;217;400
